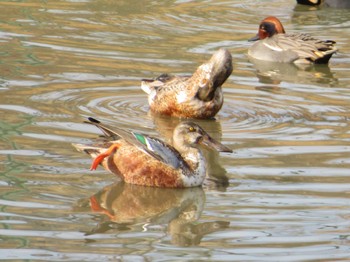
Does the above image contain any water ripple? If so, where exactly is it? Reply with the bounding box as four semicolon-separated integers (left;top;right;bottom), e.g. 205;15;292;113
1;0;350;260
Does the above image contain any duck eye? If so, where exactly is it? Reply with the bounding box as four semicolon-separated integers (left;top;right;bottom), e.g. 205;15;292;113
188;126;195;132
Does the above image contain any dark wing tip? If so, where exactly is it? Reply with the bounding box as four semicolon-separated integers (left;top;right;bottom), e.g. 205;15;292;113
87;117;100;124
141;78;154;82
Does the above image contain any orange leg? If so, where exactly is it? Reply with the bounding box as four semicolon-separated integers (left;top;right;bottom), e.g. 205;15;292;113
90;195;104;212
90;195;116;220
90;143;121;171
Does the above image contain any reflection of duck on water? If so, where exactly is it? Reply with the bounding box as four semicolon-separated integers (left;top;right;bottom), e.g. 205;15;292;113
151;114;231;190
249;58;337;86
75;182;229;246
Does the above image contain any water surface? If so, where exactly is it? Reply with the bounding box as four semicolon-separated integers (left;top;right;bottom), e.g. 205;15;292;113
1;0;350;260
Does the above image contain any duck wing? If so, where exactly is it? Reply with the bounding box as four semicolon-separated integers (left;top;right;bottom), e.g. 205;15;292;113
141;73;190;95
85;117;188;170
274;34;337;62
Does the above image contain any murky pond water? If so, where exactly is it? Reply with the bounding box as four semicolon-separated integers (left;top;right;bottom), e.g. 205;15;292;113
1;0;350;260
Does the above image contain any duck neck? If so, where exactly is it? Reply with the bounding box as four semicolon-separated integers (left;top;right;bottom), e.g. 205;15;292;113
172;131;207;177
182;147;207;187
178;145;206;175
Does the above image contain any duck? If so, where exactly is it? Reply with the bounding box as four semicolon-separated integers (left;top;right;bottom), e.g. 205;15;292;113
141;48;233;119
296;0;350;8
248;16;337;64
72;117;232;188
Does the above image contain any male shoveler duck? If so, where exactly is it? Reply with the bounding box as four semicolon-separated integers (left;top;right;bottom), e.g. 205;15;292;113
248;16;337;64
141;48;233;119
73;117;232;188
296;0;350;8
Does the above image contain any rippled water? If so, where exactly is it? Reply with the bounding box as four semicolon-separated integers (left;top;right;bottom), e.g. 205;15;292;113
1;0;350;260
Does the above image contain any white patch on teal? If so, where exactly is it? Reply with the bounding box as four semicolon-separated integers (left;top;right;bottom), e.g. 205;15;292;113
264;42;283;52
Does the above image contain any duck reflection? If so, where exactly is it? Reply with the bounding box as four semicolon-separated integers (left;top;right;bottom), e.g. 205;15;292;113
293;2;322;14
76;182;229;246
249;58;337;86
150;114;230;190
